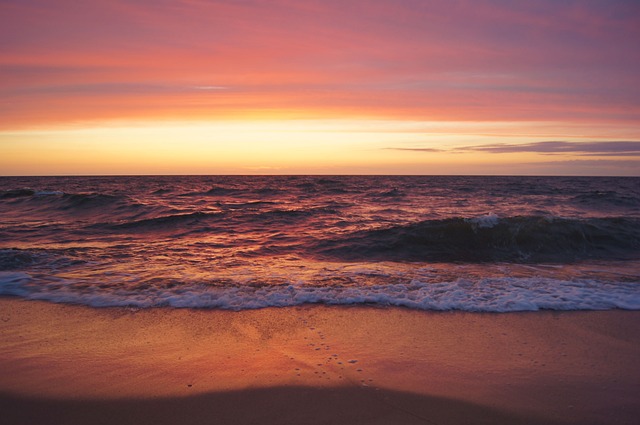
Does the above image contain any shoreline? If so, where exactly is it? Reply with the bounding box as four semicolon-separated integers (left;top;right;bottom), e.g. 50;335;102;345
0;386;556;425
1;297;639;424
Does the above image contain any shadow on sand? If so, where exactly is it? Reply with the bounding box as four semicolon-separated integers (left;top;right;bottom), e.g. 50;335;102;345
0;385;561;425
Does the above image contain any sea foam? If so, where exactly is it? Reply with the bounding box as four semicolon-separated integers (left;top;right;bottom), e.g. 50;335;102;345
1;272;638;312
466;213;500;228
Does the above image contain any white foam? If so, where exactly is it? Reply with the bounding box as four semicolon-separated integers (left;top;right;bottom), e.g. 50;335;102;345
466;213;500;228
0;272;32;297
1;273;638;312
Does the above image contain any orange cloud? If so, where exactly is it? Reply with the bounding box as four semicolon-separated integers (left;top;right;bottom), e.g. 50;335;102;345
2;0;639;130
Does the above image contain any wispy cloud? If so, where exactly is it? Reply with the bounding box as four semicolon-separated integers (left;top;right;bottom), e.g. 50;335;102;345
455;141;640;156
383;147;444;153
384;141;640;157
192;86;229;91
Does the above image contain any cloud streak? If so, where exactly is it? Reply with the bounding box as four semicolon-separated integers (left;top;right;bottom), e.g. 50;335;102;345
456;141;640;156
386;141;640;158
384;147;444;153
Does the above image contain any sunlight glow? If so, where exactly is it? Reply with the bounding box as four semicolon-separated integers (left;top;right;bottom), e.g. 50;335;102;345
3;119;638;175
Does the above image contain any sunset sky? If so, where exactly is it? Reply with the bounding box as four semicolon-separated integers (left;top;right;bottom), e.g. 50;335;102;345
1;0;639;175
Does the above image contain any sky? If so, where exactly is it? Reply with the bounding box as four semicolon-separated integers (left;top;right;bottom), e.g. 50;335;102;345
1;0;639;175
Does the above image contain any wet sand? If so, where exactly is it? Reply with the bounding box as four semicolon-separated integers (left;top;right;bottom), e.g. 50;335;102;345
0;298;638;424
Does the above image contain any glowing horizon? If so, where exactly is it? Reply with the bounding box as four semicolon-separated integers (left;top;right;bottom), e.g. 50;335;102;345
2;0;639;176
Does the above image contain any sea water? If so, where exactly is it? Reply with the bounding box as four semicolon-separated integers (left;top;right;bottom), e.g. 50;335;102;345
1;175;639;311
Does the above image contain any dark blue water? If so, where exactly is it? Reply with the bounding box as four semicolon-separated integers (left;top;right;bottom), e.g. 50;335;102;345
1;176;639;311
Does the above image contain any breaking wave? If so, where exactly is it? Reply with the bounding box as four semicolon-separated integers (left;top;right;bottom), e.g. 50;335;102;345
312;216;640;262
103;211;223;230
2;175;639;312
1;272;638;312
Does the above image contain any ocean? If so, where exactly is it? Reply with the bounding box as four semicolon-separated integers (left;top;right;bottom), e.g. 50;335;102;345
0;175;639;312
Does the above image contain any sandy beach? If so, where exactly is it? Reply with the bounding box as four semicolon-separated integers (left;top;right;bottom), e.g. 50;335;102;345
1;298;638;424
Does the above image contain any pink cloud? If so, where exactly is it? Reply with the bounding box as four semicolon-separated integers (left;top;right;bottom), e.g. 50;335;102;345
1;0;639;128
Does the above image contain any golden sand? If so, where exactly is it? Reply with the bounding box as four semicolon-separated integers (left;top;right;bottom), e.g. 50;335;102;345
1;298;638;424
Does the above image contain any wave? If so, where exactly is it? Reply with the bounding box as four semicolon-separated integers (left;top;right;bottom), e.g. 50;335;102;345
252;188;284;196
1;272;637;312
0;249;43;270
293;178;354;194
0;188;64;199
178;187;242;197
103;211;224;231
102;206;344;233
151;188;173;195
572;191;640;208
0;249;84;271
1;189;128;208
311;215;640;263
0;190;156;223
60;193;124;208
0;189;36;198
219;200;278;210
253;206;341;223
378;188;405;197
